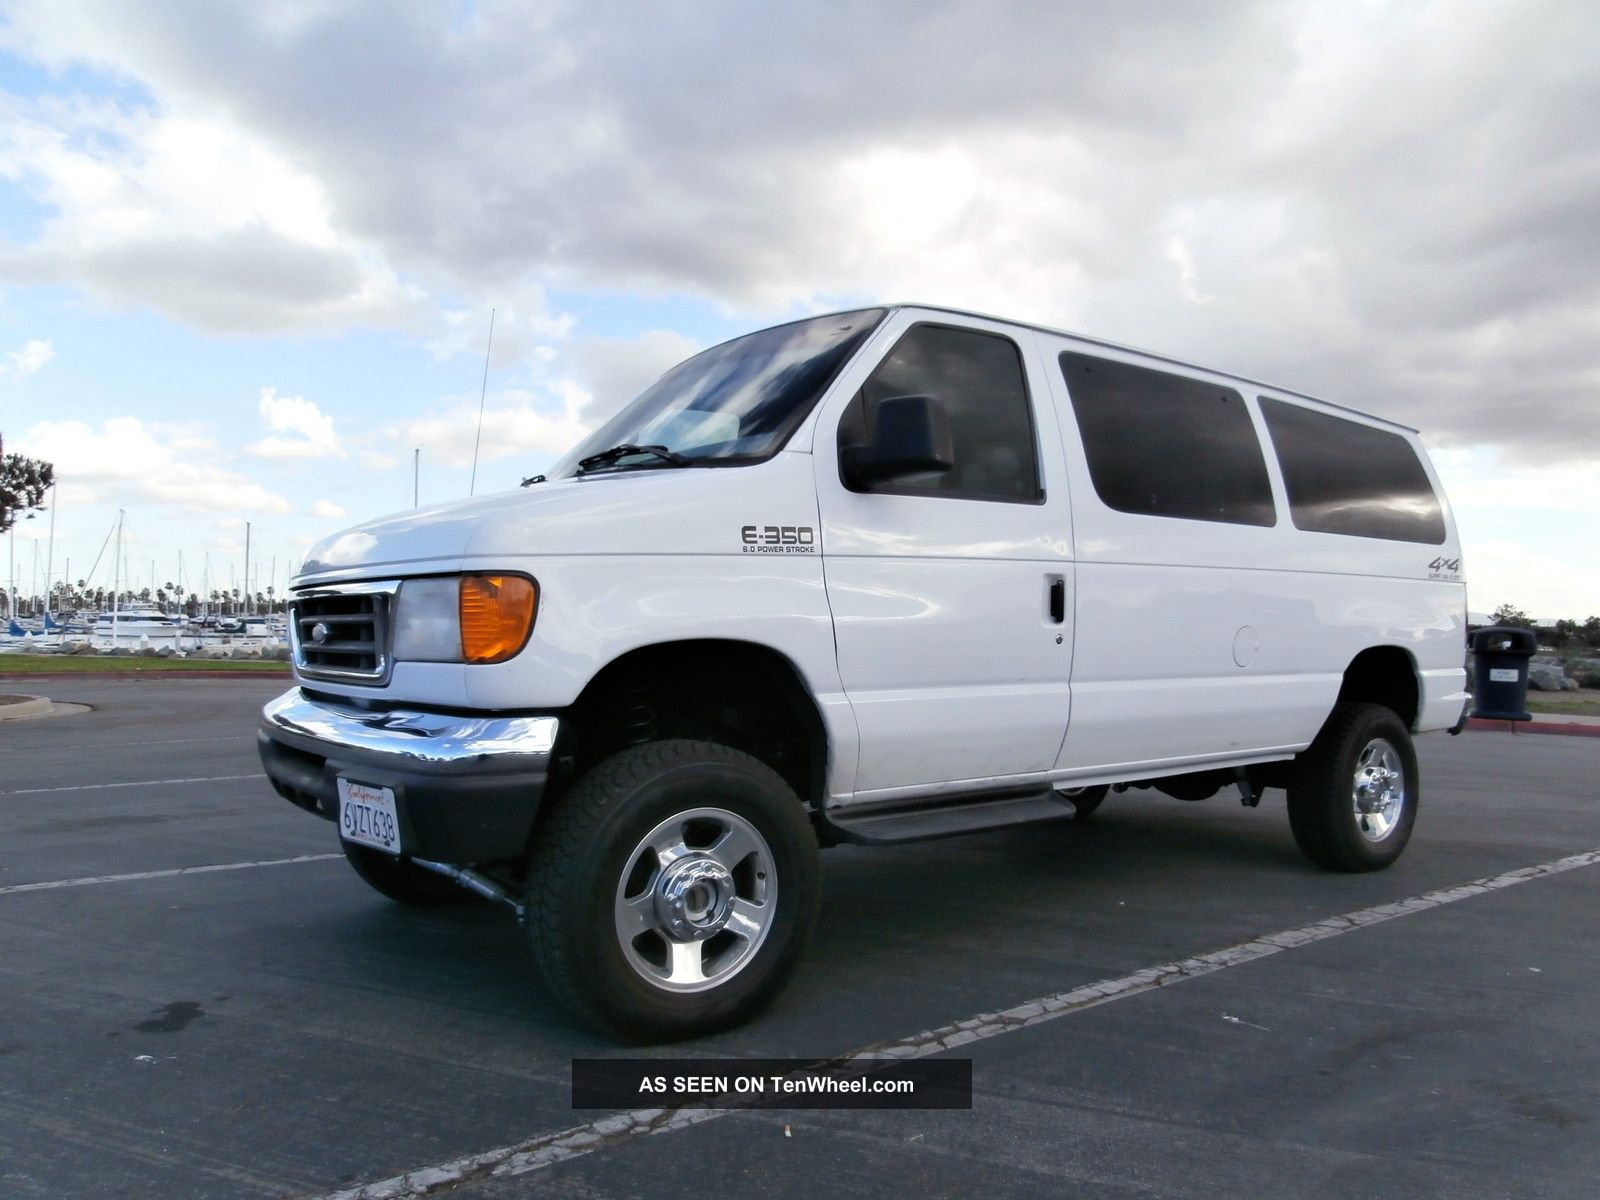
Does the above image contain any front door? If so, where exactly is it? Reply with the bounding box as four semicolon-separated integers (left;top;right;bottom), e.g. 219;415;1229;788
812;312;1075;803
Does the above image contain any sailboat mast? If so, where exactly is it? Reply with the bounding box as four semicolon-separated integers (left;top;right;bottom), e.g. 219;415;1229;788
112;509;123;639
45;481;56;615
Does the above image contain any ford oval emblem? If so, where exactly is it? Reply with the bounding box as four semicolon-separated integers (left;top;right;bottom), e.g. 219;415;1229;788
311;622;330;644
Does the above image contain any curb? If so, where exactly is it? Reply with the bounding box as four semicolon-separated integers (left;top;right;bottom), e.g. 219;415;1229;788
0;694;53;721
1465;717;1600;739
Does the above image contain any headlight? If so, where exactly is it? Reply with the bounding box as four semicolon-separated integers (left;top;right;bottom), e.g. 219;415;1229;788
392;574;537;664
392;577;462;661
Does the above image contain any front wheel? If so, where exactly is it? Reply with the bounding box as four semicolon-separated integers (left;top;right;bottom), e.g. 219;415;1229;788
1287;702;1419;872
525;740;820;1041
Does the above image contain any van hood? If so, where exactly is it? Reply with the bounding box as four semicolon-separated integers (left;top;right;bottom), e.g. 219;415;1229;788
297;452;818;581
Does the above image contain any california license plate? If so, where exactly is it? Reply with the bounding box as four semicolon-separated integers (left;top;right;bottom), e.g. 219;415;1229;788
337;778;401;855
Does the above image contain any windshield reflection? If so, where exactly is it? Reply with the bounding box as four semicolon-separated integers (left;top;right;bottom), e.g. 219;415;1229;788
551;308;885;478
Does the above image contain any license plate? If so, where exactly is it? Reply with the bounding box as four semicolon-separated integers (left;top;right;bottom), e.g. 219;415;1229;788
337;778;401;855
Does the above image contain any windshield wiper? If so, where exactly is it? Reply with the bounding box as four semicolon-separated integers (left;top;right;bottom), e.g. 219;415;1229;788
576;443;690;473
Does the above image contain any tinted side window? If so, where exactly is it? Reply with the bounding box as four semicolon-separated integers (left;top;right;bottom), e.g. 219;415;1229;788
1259;398;1446;544
1059;352;1275;527
838;325;1041;503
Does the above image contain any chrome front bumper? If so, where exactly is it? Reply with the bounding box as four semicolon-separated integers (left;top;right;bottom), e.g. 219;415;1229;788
261;688;558;766
257;688;559;864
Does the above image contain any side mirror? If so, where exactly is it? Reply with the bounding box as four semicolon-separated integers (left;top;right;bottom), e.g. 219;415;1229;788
841;394;954;490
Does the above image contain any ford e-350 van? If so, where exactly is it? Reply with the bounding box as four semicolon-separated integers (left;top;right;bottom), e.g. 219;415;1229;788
259;304;1469;1038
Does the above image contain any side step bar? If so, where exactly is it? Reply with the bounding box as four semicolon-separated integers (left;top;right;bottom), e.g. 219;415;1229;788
819;788;1079;845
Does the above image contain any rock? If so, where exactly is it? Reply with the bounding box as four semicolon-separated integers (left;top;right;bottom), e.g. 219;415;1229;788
1528;663;1569;691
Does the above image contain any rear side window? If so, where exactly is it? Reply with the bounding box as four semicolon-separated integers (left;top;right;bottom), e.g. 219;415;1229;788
838;324;1042;503
1259;398;1446;544
1059;352;1275;526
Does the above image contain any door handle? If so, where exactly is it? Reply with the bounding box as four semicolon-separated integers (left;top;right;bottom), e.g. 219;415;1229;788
1048;577;1065;624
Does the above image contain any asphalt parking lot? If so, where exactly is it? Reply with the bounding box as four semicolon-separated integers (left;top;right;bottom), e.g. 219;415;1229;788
1;677;1597;1199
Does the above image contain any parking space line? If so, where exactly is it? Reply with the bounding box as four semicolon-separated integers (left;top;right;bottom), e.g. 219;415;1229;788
0;736;246;755
307;845;1600;1200
1;772;266;796
0;853;342;896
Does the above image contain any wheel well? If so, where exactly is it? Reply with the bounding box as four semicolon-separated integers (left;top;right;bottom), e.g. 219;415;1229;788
1337;646;1419;728
560;640;827;808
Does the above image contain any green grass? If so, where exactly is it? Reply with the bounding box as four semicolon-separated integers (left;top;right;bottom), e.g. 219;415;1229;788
1525;692;1600;718
0;653;289;675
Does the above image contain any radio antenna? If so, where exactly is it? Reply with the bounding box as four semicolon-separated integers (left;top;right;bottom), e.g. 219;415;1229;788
469;306;496;496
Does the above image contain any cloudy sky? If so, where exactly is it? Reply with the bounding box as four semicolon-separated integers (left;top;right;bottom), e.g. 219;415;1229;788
0;0;1595;616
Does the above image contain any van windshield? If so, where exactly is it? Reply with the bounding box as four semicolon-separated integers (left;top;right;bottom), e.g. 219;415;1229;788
550;308;886;478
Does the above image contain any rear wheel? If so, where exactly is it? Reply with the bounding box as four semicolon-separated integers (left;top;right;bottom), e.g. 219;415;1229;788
1287;702;1419;872
525;739;820;1041
341;841;470;906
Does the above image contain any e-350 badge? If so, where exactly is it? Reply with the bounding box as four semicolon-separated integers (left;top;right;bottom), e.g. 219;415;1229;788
740;525;817;554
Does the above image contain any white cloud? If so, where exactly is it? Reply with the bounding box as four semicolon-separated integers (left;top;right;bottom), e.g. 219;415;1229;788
247;387;345;460
308;499;347;519
1430;451;1600;515
1466;539;1600;622
15;416;290;515
427;285;575;369
389;386;592;470
0;338;54;379
570;329;701;425
356;449;400;471
0;91;428;334
0;0;1595;464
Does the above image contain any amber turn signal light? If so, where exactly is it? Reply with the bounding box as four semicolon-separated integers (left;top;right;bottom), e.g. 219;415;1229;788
458;574;537;663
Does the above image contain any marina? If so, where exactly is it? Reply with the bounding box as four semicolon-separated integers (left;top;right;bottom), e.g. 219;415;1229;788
2;607;289;655
4;506;291;657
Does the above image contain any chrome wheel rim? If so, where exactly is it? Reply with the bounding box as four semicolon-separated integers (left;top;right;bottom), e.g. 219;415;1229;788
1352;738;1406;842
613;807;776;994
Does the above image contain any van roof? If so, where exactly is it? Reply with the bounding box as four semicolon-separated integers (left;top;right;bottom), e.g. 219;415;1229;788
883;302;1420;435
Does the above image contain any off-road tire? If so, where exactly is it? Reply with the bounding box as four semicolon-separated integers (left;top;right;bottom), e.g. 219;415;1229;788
1287;702;1419;872
525;739;820;1041
341;841;472;906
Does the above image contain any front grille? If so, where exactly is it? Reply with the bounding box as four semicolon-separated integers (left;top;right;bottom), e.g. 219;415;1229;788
291;583;396;683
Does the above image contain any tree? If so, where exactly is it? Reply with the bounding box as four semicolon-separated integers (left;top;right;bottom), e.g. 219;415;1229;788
1491;602;1532;628
0;434;54;534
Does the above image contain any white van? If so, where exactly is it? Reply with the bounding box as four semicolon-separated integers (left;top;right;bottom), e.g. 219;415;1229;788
259;304;1470;1038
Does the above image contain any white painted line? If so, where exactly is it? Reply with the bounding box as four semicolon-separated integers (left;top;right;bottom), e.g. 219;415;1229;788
307;846;1600;1200
1;772;265;796
0;853;342;897
0;736;246;755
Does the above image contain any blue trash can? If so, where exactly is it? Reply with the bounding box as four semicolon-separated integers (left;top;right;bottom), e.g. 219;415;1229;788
1469;626;1537;721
